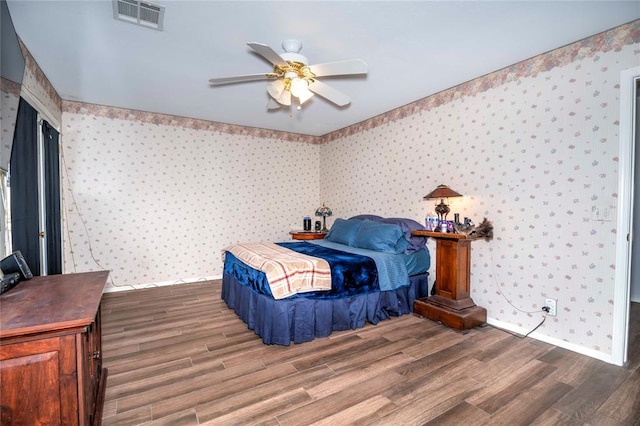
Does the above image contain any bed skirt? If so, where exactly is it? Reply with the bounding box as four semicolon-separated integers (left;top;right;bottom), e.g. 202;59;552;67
221;271;429;345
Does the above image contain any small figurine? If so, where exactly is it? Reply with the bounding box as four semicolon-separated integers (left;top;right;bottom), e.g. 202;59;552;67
454;217;475;234
468;218;494;241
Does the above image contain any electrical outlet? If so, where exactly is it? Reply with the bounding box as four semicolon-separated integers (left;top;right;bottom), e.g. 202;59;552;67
544;298;557;316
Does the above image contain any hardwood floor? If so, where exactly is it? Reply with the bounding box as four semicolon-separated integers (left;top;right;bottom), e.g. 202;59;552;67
100;280;640;425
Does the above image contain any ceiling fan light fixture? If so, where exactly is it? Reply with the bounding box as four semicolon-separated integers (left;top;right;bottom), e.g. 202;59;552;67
290;77;308;97
296;86;314;105
267;97;282;110
267;80;285;99
276;89;292;106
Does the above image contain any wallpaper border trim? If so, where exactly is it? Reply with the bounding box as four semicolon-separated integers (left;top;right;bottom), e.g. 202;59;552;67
61;19;640;144
60;100;321;145
320;19;640;142
0;77;21;96
19;39;61;113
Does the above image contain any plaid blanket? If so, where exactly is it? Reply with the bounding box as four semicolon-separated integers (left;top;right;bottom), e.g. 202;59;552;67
224;242;332;299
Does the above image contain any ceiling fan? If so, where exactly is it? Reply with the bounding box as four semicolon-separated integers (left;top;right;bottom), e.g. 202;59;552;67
209;40;368;110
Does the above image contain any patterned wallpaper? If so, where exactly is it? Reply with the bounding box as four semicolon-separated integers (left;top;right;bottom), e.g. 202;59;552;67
60;108;320;290
58;21;639;360
0;79;19;258
321;22;640;358
0;77;20;172
319;20;640;144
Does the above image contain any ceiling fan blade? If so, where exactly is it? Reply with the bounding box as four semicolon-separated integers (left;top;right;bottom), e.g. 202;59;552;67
308;59;367;77
307;80;351;106
247;42;289;68
209;73;274;85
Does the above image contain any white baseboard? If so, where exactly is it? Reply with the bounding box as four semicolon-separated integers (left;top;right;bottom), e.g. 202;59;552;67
486;317;617;365
104;275;223;293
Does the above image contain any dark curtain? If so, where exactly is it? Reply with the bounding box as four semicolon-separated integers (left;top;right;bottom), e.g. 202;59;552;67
43;121;61;275
9;98;39;276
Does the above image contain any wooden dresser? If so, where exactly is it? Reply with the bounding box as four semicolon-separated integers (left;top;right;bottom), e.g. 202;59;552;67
0;271;109;425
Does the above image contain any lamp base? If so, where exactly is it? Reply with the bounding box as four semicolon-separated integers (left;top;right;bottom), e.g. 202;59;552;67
434;199;450;221
321;216;328;233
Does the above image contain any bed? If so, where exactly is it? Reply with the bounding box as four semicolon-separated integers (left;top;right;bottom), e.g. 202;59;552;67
221;215;430;345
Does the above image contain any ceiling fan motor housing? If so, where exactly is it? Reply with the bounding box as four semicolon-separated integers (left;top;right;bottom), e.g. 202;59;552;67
280;39;308;65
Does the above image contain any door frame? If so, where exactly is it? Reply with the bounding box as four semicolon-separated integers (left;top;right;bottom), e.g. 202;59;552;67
612;65;639;366
20;87;62;276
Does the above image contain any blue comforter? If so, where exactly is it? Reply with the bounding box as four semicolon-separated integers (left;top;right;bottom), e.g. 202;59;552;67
277;242;379;298
308;240;414;291
224;242;380;299
224;240;428;300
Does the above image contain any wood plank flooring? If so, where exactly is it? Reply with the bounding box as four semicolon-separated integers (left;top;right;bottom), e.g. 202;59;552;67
100;280;640;425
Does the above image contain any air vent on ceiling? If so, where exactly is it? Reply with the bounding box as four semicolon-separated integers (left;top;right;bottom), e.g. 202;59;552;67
113;0;165;31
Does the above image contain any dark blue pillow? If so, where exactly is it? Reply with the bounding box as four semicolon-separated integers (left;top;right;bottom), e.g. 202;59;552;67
349;214;383;222
380;217;427;254
351;221;406;254
324;218;363;246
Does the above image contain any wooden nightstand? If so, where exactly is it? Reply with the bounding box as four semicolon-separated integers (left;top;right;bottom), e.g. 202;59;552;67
410;230;487;332
289;231;327;240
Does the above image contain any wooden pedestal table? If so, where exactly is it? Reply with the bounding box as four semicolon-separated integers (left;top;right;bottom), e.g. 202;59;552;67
410;230;487;332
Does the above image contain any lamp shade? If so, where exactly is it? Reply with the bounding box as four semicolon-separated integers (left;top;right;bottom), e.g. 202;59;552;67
315;204;333;217
424;185;462;223
423;184;462;200
315;204;332;232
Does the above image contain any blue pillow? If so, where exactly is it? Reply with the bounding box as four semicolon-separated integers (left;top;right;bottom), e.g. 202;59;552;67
351;221;406;254
394;234;410;253
324;218;363;246
349;214;383;222
380;217;427;254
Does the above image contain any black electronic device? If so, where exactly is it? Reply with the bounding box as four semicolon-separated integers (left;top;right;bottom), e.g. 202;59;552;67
1;250;33;280
0;272;21;295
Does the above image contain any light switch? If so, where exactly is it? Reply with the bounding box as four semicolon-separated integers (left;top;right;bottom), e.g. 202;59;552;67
592;205;612;221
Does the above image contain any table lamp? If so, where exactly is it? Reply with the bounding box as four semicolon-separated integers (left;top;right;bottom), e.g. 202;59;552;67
423;184;462;221
315;204;333;232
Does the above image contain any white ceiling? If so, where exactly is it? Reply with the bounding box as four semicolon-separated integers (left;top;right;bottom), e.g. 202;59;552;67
6;1;640;137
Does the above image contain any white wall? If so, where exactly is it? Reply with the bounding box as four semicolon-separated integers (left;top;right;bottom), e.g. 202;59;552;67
60;104;321;291
320;21;640;359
